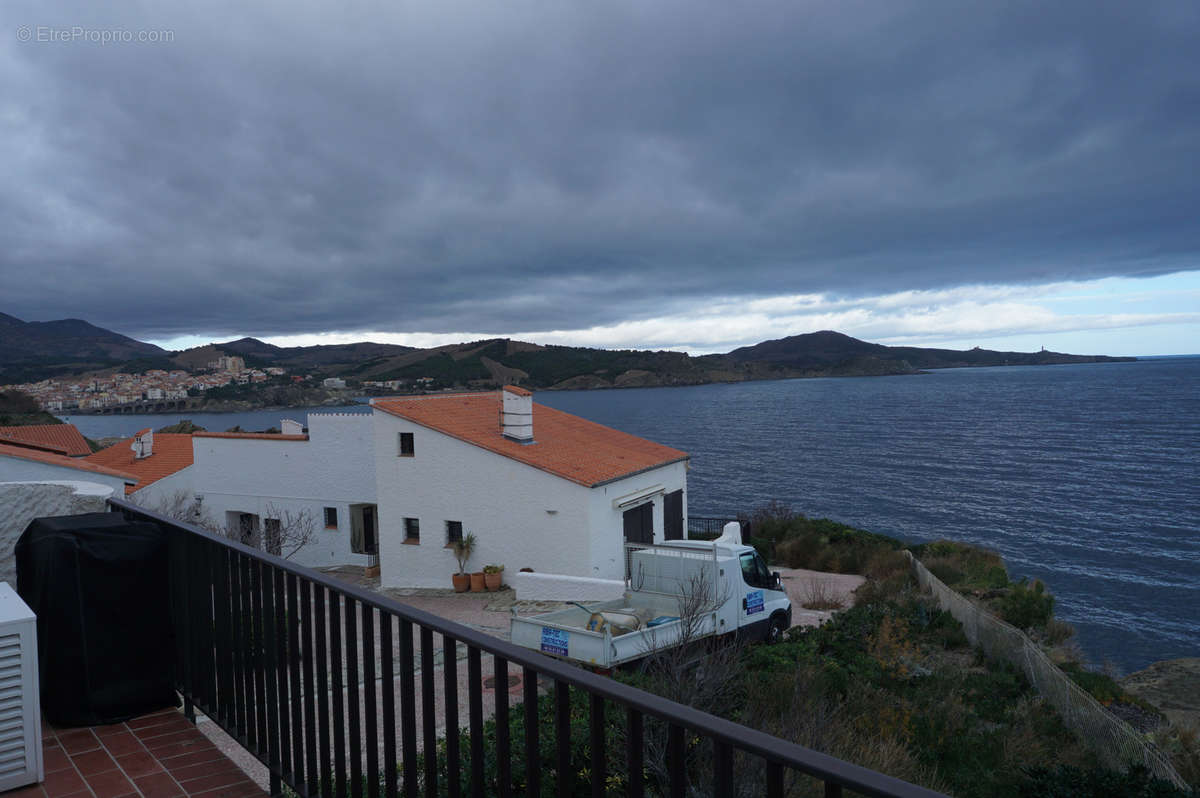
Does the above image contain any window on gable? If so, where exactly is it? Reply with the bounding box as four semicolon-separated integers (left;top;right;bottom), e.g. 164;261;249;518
446;520;462;544
404;517;420;542
398;432;415;457
324;507;338;529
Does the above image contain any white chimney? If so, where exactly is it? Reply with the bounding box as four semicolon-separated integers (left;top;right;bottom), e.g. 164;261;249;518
500;385;533;443
131;428;154;459
281;419;303;435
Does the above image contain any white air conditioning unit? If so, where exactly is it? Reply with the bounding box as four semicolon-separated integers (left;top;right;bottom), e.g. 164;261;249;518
0;583;42;792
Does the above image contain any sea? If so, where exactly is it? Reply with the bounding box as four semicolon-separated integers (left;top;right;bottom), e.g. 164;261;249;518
61;357;1200;674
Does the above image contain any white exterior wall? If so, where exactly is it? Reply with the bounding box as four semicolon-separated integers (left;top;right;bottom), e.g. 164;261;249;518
0;457;130;496
188;413;377;568
586;460;689;580
373;410;688;588
129;467;195;512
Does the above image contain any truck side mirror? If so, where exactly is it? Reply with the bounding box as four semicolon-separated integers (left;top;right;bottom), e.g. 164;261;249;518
772;571;782;590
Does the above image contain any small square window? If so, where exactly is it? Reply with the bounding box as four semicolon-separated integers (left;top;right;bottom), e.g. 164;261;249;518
404;517;420;542
398;432;414;456
446;520;462;544
324;507;338;529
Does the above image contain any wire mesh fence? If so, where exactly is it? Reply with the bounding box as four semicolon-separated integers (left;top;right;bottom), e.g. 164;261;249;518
908;552;1188;791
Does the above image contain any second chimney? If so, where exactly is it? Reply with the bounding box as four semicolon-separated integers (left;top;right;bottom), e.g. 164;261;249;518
131;428;154;459
501;385;533;443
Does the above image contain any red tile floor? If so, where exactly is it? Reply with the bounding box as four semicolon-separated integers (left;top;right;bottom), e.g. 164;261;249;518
3;709;266;798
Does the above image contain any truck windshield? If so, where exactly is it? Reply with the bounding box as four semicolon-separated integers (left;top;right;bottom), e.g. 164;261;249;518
739;552;773;589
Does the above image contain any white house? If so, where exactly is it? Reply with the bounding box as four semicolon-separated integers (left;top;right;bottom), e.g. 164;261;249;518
187;413;377;568
0;441;135;496
371;386;689;588
85;429;196;506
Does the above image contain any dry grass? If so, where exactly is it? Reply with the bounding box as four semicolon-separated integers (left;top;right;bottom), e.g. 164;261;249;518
801;578;846;611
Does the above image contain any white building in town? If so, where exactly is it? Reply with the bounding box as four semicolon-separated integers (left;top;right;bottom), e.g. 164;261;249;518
371;386;689;589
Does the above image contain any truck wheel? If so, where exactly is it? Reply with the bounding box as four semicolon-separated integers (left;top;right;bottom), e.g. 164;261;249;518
766;614;787;644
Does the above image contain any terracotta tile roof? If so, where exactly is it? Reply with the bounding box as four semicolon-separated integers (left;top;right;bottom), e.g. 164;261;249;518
85;433;195;495
193;432;309;441
502;384;532;396
0;424;92;457
0;441;137;483
373;392;688;487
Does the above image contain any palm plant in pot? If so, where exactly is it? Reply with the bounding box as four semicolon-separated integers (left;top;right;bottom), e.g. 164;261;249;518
451;532;476;592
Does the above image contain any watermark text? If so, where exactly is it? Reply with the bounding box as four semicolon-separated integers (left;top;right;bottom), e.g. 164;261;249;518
17;25;175;45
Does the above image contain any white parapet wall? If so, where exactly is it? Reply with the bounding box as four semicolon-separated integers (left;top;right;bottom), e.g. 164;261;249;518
511;570;626;602
0;481;115;586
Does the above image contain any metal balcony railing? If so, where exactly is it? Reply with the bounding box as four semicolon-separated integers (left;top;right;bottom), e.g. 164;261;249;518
110;498;945;798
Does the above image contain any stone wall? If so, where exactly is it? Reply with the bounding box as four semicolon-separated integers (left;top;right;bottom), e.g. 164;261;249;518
0;481;115;586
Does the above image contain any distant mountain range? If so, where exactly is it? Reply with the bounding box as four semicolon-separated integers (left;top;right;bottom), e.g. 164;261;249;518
0;311;1135;390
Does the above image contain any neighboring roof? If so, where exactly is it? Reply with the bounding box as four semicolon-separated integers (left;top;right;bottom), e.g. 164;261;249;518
373;392;688;487
85;433;195;495
502;384;532;397
0;424;92;457
193;432;309;441
0;441;137;483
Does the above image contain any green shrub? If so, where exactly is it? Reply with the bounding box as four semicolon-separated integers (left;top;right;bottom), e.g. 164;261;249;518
997;579;1055;629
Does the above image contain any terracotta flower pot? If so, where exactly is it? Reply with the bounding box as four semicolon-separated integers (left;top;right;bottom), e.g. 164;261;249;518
484;572;502;591
452;572;470;593
469;572;486;592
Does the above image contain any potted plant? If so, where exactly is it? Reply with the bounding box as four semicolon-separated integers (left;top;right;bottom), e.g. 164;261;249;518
469;570;486;592
451;532;476;593
482;564;504;591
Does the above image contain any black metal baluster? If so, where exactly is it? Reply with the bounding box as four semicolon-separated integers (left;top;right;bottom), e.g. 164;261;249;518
214;546;233;727
443;635;460;798
523;666;539;798
330;591;347;798
825;782;844;798
589;694;605;798
199;539;216;712
252;560;269;760
667;724;685;798
263;566;282;796
494;657;510;798
175;528;194;722
399;620;417;798
766;761;784;798
381;615;398;798
713;740;732;797
467;648;483;798
420;628;436;798
555;681;571;798
230;551;245;740
301;580;319;798
315;586;333;798
363;605;379;798
276;570;293;785
346;597;363;798
287;573;304;791
626;708;643;798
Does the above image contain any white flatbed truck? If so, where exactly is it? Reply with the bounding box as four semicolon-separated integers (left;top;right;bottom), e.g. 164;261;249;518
509;525;792;668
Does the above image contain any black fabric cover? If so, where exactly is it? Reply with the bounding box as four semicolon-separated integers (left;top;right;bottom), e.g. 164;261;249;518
16;512;178;726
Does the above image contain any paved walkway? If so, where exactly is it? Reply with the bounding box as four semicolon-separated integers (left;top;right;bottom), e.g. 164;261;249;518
4;709;266;798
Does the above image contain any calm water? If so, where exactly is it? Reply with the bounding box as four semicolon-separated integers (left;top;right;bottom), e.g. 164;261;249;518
64;360;1199;672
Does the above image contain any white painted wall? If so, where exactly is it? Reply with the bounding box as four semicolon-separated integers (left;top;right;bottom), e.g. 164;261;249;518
372;410;688;588
585;460;689;580
0;481;114;586
510;571;626;602
184;413;377;568
0;456;130;496
129;467;195;511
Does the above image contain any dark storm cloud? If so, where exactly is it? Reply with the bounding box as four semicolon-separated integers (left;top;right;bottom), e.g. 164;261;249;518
2;0;1198;339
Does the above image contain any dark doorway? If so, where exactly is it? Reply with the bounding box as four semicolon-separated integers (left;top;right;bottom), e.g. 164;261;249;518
664;490;683;540
362;506;377;555
623;502;654;545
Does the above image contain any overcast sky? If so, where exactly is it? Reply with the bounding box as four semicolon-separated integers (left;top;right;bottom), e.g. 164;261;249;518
3;1;1198;356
